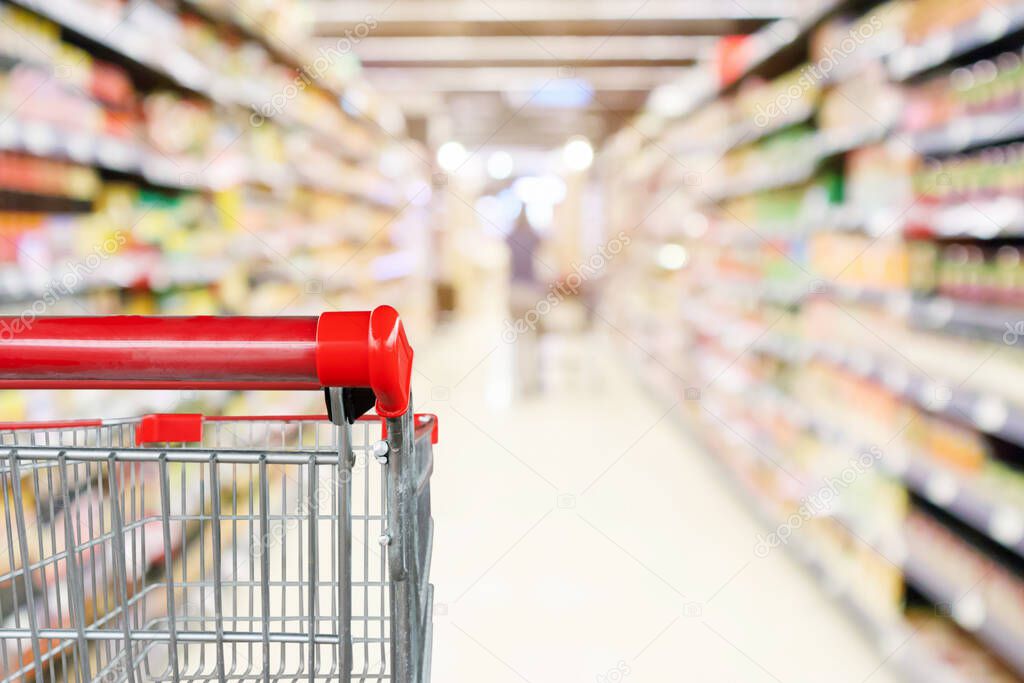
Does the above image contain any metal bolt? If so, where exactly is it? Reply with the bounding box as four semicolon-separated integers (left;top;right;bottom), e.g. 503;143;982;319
378;533;391;546
372;440;390;464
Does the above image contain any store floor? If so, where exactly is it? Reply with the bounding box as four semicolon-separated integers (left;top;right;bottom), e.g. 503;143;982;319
412;313;902;683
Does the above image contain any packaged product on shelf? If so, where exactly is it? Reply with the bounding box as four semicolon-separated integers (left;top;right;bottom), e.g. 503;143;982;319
712;125;820;191
845;144;918;213
810;0;910;78
661;98;735;153
142;92;220;163
905;50;1024;131
907;609;1020;681
722;173;843;235
0;153;100;200
809;229;910;291
736;65;822;132
0;5;61;64
1;63;101;132
902;0;1016;47
904;241;1024;305
904;410;992;471
818;65;902;140
914;144;1024;206
911;503;1024;610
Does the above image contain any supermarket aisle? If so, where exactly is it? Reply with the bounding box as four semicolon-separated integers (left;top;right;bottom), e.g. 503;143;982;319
411;316;901;683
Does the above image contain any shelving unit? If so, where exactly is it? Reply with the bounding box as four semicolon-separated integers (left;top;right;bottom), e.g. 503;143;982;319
602;0;1024;678
0;4;433;681
0;0;434;395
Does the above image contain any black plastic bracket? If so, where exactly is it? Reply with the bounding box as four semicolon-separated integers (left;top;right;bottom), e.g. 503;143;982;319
325;387;377;424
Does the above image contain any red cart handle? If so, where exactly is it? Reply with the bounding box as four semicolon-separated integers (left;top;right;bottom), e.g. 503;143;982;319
0;306;414;417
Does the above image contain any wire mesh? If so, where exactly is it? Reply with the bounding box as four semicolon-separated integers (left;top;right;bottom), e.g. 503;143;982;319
0;417;395;683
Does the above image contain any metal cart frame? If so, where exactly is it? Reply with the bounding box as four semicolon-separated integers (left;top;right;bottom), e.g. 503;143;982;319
0;307;434;683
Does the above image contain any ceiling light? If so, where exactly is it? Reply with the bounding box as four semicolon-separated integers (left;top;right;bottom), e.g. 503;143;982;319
487;151;515;180
657;244;689;271
562;136;594;172
437;141;468;172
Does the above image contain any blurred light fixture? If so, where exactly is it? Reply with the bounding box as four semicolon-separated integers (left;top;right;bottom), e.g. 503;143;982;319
562;136;594;172
475;194;522;235
506;79;593;109
487;151;515;180
648;83;689;117
437;141;468;171
512;175;567;205
657;244;689;270
525;202;554;231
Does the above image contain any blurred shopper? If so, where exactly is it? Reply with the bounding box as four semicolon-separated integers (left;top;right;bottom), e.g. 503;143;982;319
506;209;544;395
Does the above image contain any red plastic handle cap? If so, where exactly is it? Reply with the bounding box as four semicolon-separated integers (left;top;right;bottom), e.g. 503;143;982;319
316;306;413;417
368;306;414;417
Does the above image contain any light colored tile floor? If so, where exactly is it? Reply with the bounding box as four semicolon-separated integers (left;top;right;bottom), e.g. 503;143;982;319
412;315;902;683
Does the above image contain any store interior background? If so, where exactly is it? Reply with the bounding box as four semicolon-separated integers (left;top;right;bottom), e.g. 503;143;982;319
5;0;1024;680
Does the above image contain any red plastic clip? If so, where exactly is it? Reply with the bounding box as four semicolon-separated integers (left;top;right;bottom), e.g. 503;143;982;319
136;414;203;445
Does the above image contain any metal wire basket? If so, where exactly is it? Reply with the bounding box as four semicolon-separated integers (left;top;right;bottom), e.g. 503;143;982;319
0;309;434;683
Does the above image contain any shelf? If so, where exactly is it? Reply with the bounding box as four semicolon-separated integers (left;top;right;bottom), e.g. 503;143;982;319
670;109;812;157
909;109;1024;156
720;0;852;94
713;196;1024;242
0;116;208;189
783;338;1024;449
888;3;1024;81
828;284;1024;348
0;188;93;211
783;386;1024;562
687;303;1024;449
177;0;308;78
903;550;1024;677
696;359;1024;676
680;384;970;683
694;337;1024;563
902;458;1024;556
702;158;820;202
635;342;1018;683
673;0;854;122
906;295;1024;346
817;124;891;157
10;0;236;105
700;125;878;203
0;259;232;306
0;115;399;206
8;0;373;155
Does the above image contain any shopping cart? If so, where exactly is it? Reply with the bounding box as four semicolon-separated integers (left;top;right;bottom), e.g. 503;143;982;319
0;307;434;683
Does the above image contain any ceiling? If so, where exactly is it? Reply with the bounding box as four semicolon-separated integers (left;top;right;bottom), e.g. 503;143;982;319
311;0;802;151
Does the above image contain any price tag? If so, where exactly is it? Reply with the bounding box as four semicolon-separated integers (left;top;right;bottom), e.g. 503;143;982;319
884;448;909;477
973;395;1009;433
952;595;986;632
989;507;1024;547
928;33;955;66
23;122;56;155
979;9;1012;41
0;120;19;148
924;471;957;506
949;118;973;149
882;365;910;393
98;139;134;171
66;132;92;163
925;298;955;328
